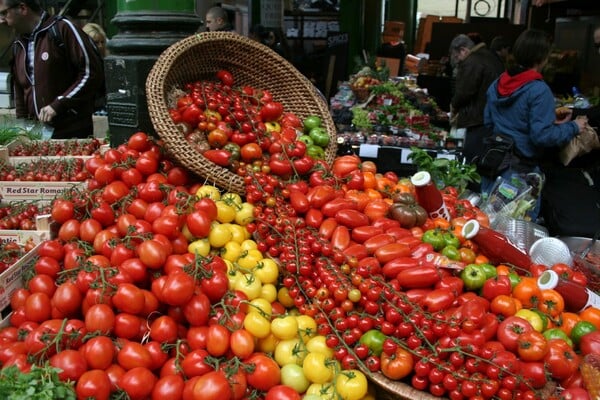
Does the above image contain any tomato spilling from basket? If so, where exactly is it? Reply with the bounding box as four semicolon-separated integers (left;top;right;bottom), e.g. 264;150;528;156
168;70;330;180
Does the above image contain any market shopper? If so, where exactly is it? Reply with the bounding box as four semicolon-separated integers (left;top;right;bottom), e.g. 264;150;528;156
204;6;234;32
1;0;105;139
449;34;504;166
482;29;586;221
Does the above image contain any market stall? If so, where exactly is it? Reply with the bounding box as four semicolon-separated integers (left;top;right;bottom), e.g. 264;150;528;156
0;32;599;400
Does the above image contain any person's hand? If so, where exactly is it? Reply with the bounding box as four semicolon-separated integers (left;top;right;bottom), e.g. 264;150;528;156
554;107;572;124
38;105;56;123
574;115;588;134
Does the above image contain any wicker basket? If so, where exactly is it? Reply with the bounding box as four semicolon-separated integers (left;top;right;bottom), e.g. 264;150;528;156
146;32;337;194
365;370;443;400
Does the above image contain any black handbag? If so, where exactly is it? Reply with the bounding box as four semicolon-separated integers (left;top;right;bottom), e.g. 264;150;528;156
473;133;515;178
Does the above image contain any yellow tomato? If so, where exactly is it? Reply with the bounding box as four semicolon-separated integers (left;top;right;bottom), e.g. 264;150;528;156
260;283;277;303
306;383;335;397
240;239;258;251
305;335;334;358
226;223;247;244
243;312;271;339
249;298;272;319
221;192;243;206
196;185;221;200
271;315;298;340
256;333;279;353
235;202;255;226
208;223;233;248
221;241;242;262
277;287;295;308
296;315;317;343
215;200;236;223
253;258;278;284
280;364;310;393
335;370;368;400
233;273;262;300
303;352;333;384
181;224;194;241
274;338;306;366
227;269;243;290
237;249;263;270
187;238;210;257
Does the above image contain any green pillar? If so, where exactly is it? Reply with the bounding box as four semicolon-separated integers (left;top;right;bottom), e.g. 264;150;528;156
339;0;365;72
105;0;201;146
387;0;417;54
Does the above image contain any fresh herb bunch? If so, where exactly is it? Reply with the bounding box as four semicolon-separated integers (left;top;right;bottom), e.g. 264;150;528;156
0;117;43;145
0;365;76;399
370;81;403;99
408;147;480;192
351;107;373;131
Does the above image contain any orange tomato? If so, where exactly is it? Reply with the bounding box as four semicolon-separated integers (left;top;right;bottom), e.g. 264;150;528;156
363;199;391;222
409;226;424;240
496;264;511;276
344;190;370;212
579;307;600;330
360;161;377;174
461;239;479;252
537;289;565;318
375;176;395;193
431;217;451;230
490;294;518;317
362;172;377;189
556;312;581;337
458;247;476;264
474;254;490;265
392;181;414;195
450;217;468;242
512;277;542;309
364;188;383;201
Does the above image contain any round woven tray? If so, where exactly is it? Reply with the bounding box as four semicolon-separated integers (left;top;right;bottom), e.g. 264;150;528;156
361;368;444;400
146;31;337;194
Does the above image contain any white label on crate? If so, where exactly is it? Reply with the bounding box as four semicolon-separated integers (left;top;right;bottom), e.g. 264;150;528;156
358;144;379;158
0;182;83;200
401;148;413;164
436;153;456;161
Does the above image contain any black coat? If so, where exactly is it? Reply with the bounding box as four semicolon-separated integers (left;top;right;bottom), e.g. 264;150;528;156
451;43;504;128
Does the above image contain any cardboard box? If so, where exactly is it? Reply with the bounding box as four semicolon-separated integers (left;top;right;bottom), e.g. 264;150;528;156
0;243;39;318
0;214;52;245
0;181;86;202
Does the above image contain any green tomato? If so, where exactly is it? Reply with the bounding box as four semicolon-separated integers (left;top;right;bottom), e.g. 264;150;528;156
297;135;314;146
508;272;521;289
571;321;597;345
441;245;461;261
543;328;573;347
223;143;240;161
281;363;310;393
422;229;446;251
479;263;497;279
308;127;330;147
303;115;322;132
306;144;325;160
460;264;487;291
442;232;460;248
359;329;387;356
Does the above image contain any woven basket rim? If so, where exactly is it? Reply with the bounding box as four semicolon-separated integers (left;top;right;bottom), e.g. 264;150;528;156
363;369;444;400
146;31;337;194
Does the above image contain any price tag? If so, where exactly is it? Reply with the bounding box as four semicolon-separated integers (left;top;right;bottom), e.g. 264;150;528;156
359;144;379;158
436;152;457;161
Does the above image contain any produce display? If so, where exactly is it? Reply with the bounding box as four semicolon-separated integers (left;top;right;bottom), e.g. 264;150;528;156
0;69;599;400
8;138;105;157
0;158;90;182
0;201;49;230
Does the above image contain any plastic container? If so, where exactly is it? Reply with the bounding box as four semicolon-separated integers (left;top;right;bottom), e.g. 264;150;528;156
462;219;532;272
410;171;450;220
537;269;600;312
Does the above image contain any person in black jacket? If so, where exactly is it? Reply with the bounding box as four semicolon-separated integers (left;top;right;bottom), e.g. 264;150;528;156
2;0;105;139
205;6;234;32
449;34;505;165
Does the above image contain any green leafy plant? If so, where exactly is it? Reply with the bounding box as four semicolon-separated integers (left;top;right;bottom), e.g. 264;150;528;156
408;147;480;192
0;116;43;145
0;364;76;399
351;107;373;131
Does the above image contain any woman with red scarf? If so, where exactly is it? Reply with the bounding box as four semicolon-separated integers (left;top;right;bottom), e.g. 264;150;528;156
482;29;585;221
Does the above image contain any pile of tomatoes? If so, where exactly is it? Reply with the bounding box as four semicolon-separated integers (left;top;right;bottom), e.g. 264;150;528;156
0;158;90;182
169;70;329;179
0;201;48;231
8;138;105;157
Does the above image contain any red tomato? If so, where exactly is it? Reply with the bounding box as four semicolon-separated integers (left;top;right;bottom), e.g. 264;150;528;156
497;316;534;353
76;369;112;400
332;155;361;178
265;385;301;400
119;366;157;400
152;374;185;400
50;349;87;381
85;304;115;335
137;239;168;270
334;209;369;228
82;336;116;370
245;353;281;391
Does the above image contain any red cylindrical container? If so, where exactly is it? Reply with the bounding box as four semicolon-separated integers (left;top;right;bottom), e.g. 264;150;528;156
461;219;532;272
410;171;450;220
537;270;600;312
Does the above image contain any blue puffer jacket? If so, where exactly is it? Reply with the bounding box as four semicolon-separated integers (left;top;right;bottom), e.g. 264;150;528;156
484;76;579;159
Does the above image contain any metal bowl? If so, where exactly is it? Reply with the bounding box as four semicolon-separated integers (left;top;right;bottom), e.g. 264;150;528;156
559;236;600;256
